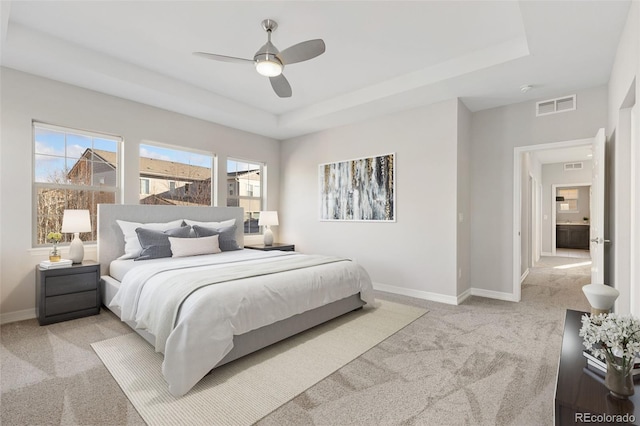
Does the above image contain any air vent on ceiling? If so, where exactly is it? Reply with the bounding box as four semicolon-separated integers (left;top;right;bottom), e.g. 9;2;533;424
536;94;576;117
564;162;583;171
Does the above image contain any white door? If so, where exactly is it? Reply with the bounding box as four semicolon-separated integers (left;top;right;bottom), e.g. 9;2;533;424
590;128;606;284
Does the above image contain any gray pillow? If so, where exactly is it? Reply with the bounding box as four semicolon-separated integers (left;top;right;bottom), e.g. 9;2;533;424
192;225;240;251
135;226;192;260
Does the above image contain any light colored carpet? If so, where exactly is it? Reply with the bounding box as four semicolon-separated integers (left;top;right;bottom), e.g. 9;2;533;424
91;300;426;426
1;256;590;425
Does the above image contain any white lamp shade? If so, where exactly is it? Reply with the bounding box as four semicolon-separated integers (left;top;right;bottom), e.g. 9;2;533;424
258;211;279;227
582;284;619;310
61;210;91;233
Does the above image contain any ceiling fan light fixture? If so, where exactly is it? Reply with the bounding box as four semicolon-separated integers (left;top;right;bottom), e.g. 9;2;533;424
255;55;283;77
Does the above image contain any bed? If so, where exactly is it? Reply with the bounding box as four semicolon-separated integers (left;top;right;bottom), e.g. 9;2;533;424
98;204;375;396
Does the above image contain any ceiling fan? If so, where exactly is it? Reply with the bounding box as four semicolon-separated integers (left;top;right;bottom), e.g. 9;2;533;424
193;19;325;98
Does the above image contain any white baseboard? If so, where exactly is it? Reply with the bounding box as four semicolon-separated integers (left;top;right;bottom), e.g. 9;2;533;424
470;288;520;302
520;268;530;284
457;288;472;304
373;282;519;305
373;282;460;305
1;308;36;325
541;251;553;257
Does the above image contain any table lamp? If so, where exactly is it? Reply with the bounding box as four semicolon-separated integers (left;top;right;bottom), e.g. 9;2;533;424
582;283;620;315
258;211;278;246
61;209;91;263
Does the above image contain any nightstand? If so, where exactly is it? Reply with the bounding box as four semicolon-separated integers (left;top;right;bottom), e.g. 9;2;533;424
245;243;295;252
36;261;100;325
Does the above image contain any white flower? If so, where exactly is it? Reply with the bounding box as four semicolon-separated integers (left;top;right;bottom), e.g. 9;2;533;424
580;313;640;370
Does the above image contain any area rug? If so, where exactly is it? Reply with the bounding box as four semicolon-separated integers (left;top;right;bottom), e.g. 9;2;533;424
92;300;427;426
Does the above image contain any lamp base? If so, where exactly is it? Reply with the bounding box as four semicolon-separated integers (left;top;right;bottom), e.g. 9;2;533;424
68;232;85;264
263;227;274;246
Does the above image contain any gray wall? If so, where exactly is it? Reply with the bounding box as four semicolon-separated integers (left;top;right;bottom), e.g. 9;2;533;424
280;99;462;303
470;85;608;296
456;100;472;296
0;67;280;320
555;185;591;223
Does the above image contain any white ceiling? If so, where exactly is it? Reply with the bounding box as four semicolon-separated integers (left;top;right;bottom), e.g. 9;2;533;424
532;145;594;165
0;1;631;140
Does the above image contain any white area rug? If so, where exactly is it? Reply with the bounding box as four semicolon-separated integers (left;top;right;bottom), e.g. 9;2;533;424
92;300;426;426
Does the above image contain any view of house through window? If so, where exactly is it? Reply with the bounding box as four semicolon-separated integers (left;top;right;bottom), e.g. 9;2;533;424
33;122;120;245
227;159;263;234
139;143;214;206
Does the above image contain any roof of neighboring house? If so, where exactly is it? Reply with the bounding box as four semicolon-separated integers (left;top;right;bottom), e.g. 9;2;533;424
140;193;210;206
71;148;212;181
66;148;116;180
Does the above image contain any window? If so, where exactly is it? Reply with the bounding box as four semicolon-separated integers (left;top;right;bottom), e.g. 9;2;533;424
140;178;150;195
558;188;579;212
33;122;120;245
139;143;213;206
227;159;263;234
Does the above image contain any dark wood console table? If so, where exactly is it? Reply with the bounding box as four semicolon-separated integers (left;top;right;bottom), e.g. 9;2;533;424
555;309;639;425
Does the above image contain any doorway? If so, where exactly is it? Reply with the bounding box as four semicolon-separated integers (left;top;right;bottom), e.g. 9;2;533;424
552;183;591;256
512;138;595;301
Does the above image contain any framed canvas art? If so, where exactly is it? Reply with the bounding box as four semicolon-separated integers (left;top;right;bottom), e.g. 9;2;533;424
319;153;395;221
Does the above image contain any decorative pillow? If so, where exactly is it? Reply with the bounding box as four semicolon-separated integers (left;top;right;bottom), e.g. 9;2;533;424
116;219;184;259
135;226;192;261
182;218;235;228
183;219;236;237
170;235;221;258
192;225;240;252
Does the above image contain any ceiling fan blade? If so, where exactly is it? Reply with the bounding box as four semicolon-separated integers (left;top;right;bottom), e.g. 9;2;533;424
276;39;325;65
193;52;253;64
269;74;292;98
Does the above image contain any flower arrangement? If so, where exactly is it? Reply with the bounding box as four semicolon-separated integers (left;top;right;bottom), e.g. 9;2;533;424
580;313;640;369
47;231;63;260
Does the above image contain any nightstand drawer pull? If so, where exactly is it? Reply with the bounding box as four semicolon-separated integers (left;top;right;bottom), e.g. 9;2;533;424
45;272;98;296
45;291;97;317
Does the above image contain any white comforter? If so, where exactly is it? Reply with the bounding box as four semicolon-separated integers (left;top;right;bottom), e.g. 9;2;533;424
109;249;375;396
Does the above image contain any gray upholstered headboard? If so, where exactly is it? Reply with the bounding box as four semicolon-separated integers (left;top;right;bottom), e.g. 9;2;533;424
97;204;245;277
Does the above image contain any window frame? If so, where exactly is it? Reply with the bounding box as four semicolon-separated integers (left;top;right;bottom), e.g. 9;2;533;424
140;178;150;195
32;121;121;247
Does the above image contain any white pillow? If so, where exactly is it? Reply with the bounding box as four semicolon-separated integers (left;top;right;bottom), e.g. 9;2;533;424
170;235;221;258
183;218;235;229
116;219;184;259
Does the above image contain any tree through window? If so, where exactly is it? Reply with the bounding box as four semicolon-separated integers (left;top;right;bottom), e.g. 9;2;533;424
33;122;120;245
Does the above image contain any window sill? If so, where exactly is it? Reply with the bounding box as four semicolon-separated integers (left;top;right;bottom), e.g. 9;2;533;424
28;243;98;258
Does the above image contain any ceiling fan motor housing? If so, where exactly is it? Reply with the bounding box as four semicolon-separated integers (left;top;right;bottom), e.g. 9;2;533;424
254;21;283;76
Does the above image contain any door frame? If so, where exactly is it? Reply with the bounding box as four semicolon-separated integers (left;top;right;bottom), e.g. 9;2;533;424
513;138;592;301
551;182;591;255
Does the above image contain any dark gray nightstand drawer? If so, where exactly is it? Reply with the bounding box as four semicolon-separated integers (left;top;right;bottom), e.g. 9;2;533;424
45;272;98;296
45;290;98;316
36;262;100;325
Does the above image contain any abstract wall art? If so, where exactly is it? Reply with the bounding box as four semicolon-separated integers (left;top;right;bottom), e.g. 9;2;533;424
319;153;395;221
